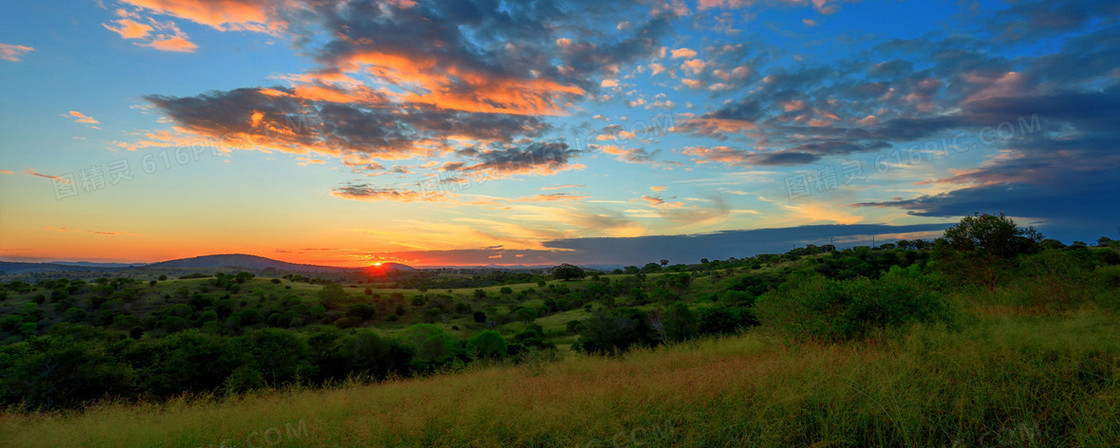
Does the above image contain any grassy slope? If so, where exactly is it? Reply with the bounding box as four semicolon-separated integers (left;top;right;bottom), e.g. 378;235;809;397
3;306;1117;448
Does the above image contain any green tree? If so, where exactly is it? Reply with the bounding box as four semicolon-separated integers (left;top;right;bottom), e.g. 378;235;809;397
466;330;507;360
397;324;459;369
514;307;537;325
941;213;1042;289
662;302;697;343
551;263;587;281
341;330;393;378
236;329;310;386
943;213;1041;258
318;284;347;309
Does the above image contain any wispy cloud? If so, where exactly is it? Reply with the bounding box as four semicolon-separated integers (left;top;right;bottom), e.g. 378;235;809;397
65;111;100;128
0;43;34;62
24;169;69;183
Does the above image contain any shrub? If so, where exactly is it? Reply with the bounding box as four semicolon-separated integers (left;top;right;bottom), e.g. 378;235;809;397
397;324;459;369
696;306;755;336
663;302;697;342
340;330;394;377
347;303;378;321
467;330;507;360
754;273;951;342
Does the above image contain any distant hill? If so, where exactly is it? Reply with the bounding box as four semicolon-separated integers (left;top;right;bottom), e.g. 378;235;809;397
0;261;99;274
50;261;146;269
144;254;414;273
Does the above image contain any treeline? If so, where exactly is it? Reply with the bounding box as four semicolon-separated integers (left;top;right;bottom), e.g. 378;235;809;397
395;271;548;290
571;214;1120;353
2;214;1118;411
0;321;548;411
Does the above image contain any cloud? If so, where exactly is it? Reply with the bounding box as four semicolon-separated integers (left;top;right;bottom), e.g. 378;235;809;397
989;0;1120;43
0;43;34;62
145;86;551;165
453;142;584;176
306;1;671;115
697;0;850;14
670;47;697;59
851;85;1120;238
103;8;199;52
142;34;198;52
541;184;585;190
116;0;285;33
536;223;952;265
65;111;101;128
592;144;677;168
642;195;666;206
24;169;69;183
331;184;423;202
517;193;590;202
42;227;127;236
679;146;821;167
103;18;154;39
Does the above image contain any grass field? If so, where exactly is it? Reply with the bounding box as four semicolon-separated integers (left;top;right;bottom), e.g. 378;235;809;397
3;303;1116;447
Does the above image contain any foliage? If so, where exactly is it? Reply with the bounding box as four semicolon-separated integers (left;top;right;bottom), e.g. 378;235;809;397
466;330;507;360
396;324;459;370
551;263;587;281
754;272;952;342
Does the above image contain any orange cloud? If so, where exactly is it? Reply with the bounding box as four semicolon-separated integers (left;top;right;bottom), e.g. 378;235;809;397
641;194;684;209
24;169;69;183
516;193;590;202
103;18;154;39
679;146;751;165
670;48;697;59
142;34;198;52
67;111;100;126
118;0;281;32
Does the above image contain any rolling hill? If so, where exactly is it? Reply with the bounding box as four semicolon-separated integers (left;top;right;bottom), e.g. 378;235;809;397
1;254;414;276
144;254;414;272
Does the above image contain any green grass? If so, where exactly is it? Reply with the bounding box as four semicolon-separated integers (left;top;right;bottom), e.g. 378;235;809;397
3;305;1117;447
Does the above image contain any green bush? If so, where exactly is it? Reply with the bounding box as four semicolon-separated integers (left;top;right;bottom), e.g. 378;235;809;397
754;273;952;342
397;324;459;369
467;330;507;360
696;305;756;336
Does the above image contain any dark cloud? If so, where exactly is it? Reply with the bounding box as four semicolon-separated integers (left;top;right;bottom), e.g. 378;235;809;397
538;223;953;265
146;87;551;161
455;141;582;175
851;177;1120;240
306;0;675;113
991;0;1120;43
330;184;423;202
853;84;1120;239
371;223;952;266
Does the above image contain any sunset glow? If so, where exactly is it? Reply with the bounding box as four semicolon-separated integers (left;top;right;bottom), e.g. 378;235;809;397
2;1;1118;267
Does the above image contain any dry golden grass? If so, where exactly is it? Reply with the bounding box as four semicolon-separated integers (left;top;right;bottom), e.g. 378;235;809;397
3;309;1118;447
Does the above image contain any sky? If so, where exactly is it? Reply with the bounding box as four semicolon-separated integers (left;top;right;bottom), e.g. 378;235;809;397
1;0;1118;267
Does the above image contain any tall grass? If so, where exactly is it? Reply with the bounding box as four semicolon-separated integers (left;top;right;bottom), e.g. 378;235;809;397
2;306;1117;447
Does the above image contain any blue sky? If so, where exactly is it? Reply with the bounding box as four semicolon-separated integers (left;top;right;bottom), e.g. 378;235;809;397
1;0;1118;266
